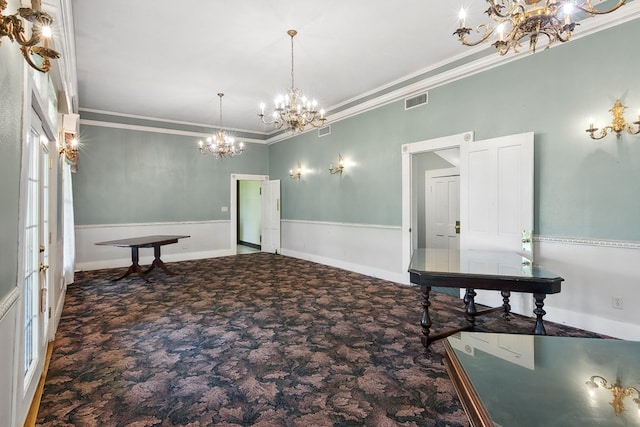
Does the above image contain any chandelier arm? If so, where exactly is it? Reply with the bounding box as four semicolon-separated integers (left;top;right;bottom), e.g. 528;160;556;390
456;24;496;47
589;127;611;140
574;0;626;15
625;123;640;136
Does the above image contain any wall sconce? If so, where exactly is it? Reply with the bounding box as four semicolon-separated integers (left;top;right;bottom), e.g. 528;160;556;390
289;163;302;180
586;375;640;416
0;0;60;73
329;154;344;175
58;132;78;164
586;100;640;140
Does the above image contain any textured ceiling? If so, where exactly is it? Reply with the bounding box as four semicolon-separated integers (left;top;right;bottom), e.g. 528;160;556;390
70;0;473;135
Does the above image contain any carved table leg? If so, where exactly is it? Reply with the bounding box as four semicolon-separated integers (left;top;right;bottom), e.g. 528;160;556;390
501;290;512;320
533;293;547;335
145;245;176;275
115;247;150;282
464;288;477;328
421;285;432;349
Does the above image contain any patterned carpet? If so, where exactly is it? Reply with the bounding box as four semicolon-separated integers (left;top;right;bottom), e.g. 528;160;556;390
36;253;603;426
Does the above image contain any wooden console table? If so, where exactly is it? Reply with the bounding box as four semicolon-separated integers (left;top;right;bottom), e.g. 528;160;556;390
408;248;563;348
96;235;190;282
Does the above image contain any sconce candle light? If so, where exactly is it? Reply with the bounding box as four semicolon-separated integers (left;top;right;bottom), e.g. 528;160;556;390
586;375;640;417
58;132;78;164
329;154;344;174
0;0;60;72
587;100;640;140
289;163;302;180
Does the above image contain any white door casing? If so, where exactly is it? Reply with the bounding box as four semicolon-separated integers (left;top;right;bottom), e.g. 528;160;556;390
261;180;281;254
460;131;535;314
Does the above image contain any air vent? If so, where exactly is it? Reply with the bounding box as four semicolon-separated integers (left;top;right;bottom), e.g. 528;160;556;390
404;92;428;110
318;125;331;137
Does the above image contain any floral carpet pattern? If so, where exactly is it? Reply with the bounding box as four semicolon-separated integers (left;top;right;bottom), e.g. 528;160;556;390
37;253;602;427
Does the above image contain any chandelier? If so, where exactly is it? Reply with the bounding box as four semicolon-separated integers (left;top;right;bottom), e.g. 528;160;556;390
453;0;627;55
198;93;244;158
0;0;60;72
258;29;327;133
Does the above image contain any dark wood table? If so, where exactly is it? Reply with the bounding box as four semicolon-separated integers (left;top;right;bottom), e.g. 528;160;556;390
96;235;190;282
408;248;563;348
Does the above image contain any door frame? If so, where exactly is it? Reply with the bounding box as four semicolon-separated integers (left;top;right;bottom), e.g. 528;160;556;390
401;131;474;283
229;174;269;255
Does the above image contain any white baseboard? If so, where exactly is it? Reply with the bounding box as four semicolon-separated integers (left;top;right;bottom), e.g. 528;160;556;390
74;220;231;271
281;249;406;285
544;306;639;341
75;248;233;272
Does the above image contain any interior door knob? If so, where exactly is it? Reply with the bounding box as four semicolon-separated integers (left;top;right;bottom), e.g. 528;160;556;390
39;264;49;272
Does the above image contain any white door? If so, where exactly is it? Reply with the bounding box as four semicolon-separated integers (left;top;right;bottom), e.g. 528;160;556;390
261;180;281;254
426;170;460;250
18;109;51;422
460;131;534;314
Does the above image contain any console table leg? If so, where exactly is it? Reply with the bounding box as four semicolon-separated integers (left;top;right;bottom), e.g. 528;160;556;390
533;293;547;335
464;288;477;328
420;285;432;349
501;290;512;320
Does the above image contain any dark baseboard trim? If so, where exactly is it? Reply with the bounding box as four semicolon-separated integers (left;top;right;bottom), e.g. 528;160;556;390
238;241;261;250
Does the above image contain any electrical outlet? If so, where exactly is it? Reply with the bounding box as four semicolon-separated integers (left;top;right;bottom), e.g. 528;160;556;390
612;297;623;310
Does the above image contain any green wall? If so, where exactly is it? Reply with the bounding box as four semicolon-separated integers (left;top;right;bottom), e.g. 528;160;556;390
0;19;24;298
74;19;640;242
269;18;640;241
73;121;269;225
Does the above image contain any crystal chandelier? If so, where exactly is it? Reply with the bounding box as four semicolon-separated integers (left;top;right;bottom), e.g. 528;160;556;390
258;30;327;133
454;0;627;55
198;93;244;158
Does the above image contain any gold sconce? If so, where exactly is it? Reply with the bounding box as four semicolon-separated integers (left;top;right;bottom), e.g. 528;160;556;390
329;154;344;175
58;132;78;164
587;100;640;140
586;375;640;417
0;0;60;72
289;163;302;180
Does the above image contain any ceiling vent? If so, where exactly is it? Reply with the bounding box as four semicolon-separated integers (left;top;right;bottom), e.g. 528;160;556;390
405;92;428;110
318;125;331;137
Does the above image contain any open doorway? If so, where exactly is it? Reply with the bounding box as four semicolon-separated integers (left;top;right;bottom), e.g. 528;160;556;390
229;174;269;255
237;180;261;254
400;132;473;286
413;150;460;250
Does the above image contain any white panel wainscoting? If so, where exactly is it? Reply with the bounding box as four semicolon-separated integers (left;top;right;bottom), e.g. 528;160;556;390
535;237;640;340
75;221;233;271
281;220;405;284
0;287;19;427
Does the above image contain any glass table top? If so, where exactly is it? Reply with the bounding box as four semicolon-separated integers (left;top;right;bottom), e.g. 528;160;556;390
409;248;562;280
447;332;640;426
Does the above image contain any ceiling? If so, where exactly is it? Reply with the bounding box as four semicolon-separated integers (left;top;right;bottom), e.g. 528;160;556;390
70;0;474;136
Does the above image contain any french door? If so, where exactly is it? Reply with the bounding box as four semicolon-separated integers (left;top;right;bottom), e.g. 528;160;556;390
19;108;51;422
